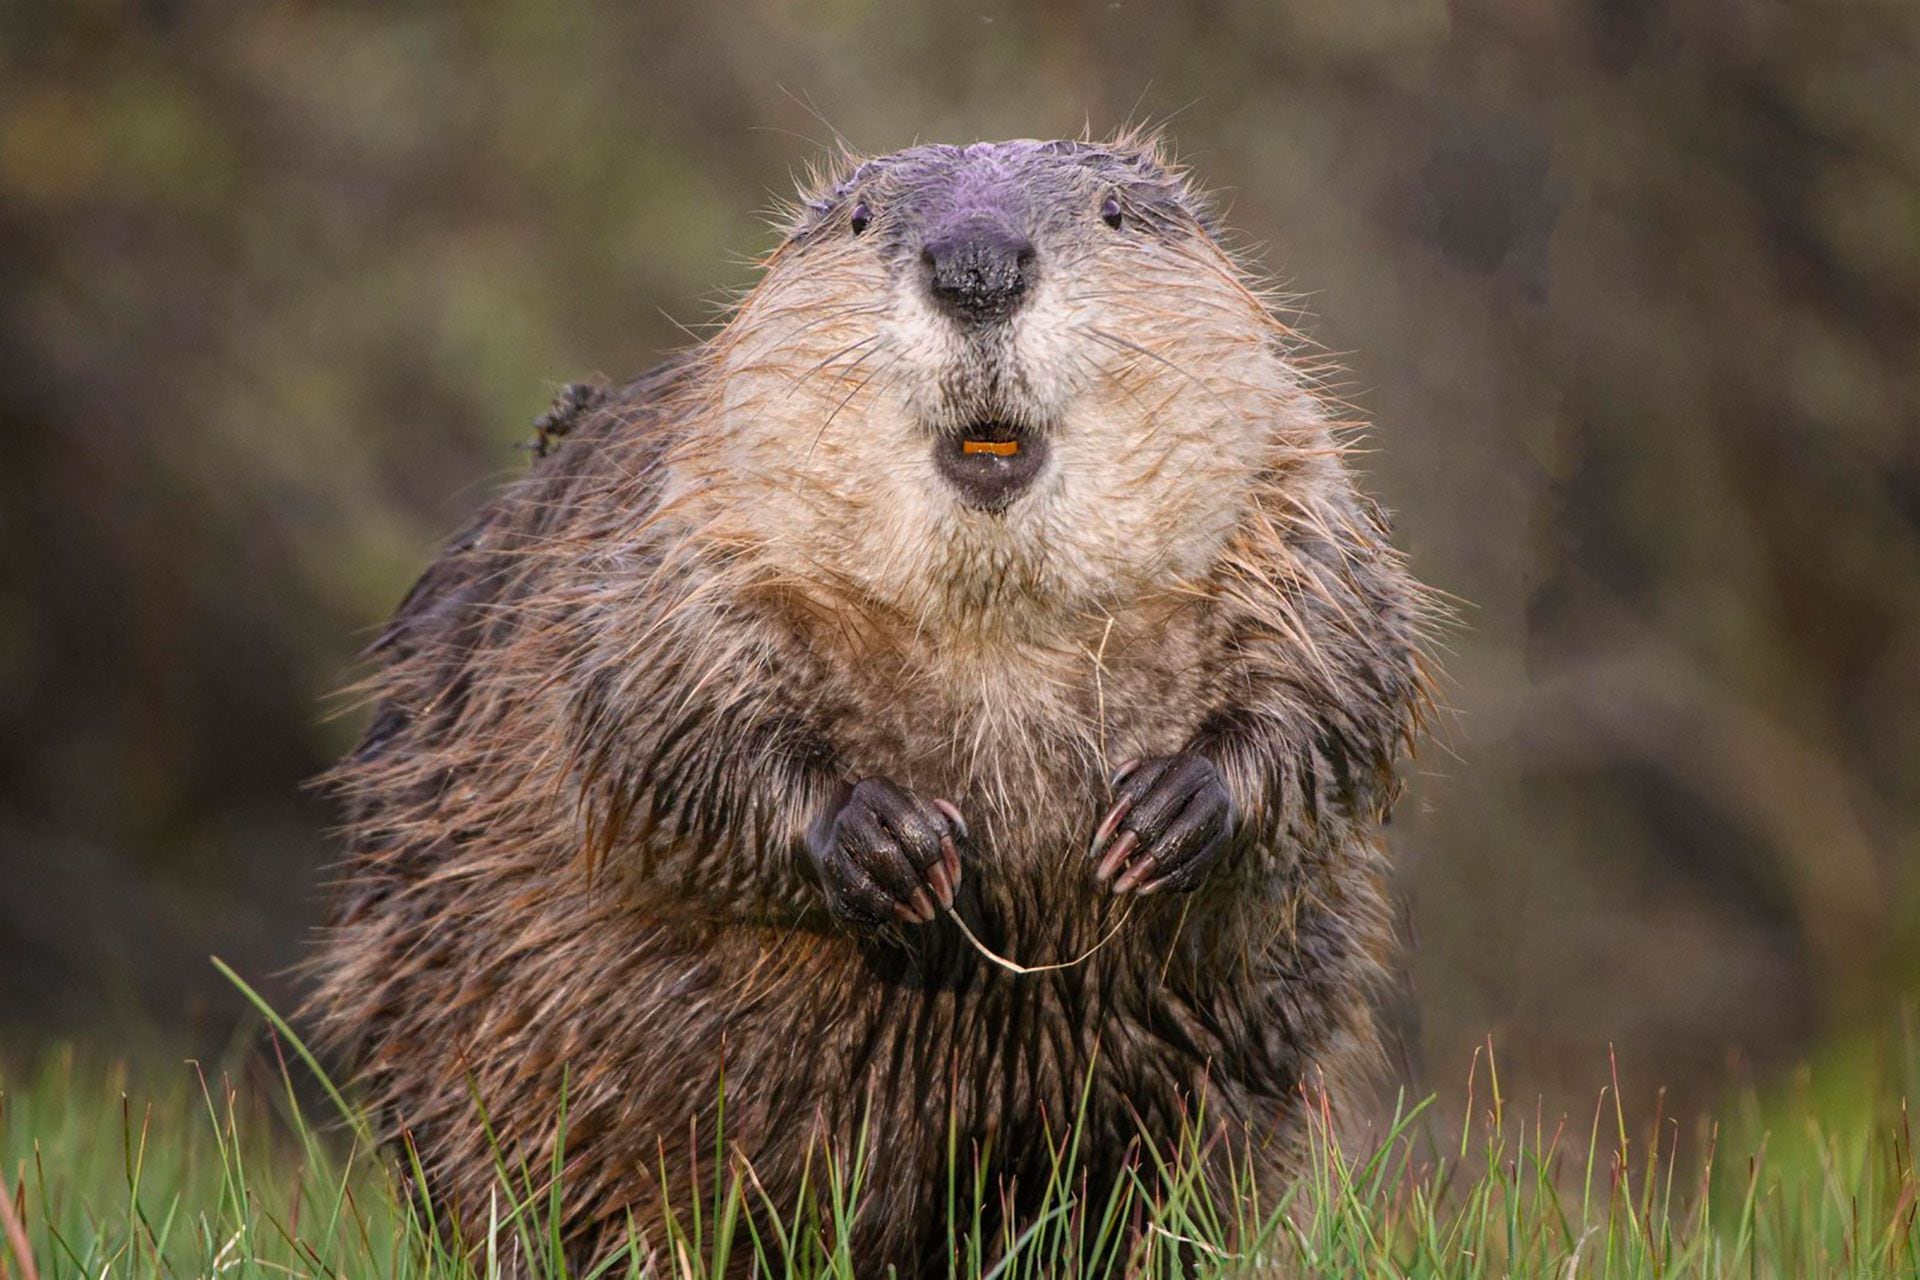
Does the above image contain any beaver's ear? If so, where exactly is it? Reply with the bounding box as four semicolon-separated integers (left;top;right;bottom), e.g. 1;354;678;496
1093;128;1219;235
1100;125;1174;178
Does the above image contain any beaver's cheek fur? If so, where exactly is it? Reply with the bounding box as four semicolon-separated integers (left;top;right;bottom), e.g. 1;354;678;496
707;240;1284;632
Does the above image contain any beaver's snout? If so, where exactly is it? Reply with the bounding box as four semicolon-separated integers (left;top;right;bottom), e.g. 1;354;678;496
921;221;1036;325
934;420;1048;512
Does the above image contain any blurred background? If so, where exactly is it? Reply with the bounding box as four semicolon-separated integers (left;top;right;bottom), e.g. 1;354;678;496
2;0;1916;1120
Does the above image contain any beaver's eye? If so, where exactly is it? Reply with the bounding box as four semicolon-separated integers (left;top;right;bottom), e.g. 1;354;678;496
1100;195;1123;230
849;202;872;235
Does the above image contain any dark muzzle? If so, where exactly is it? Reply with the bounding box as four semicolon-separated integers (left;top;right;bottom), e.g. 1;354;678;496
920;222;1037;325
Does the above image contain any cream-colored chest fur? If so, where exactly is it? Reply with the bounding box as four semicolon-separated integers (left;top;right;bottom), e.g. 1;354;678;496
804;593;1219;864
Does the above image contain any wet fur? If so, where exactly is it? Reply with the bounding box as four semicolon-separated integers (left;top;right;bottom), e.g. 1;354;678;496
312;135;1435;1273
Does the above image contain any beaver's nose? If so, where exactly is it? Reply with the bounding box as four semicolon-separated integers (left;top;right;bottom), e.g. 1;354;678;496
920;224;1037;325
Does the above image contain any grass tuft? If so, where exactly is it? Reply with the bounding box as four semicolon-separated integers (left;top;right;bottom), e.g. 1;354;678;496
4;1000;1919;1277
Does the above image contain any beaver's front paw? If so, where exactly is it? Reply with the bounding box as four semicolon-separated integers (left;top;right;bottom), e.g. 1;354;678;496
1088;754;1235;895
806;778;966;927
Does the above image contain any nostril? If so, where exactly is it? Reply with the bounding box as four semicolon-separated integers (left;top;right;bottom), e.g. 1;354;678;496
921;226;1038;324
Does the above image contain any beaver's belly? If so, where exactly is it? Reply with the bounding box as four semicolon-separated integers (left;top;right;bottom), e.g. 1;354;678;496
443;865;1350;1274
614;906;1300;1220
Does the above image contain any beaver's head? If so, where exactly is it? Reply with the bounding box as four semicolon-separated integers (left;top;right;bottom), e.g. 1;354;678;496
694;137;1329;635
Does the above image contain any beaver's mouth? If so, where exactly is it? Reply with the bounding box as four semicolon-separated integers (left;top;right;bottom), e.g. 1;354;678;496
933;420;1049;513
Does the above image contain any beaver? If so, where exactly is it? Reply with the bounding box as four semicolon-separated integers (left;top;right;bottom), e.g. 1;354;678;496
312;135;1434;1273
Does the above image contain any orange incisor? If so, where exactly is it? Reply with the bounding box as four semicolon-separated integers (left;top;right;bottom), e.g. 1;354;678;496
962;440;1020;457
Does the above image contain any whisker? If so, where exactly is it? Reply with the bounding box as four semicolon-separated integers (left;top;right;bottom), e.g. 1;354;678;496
1080;325;1239;420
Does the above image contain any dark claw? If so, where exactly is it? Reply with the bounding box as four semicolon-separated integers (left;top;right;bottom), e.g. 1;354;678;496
807;779;969;927
1111;854;1158;895
1087;795;1134;861
1087;753;1234;896
932;797;969;841
1093;830;1140;883
924;834;960;908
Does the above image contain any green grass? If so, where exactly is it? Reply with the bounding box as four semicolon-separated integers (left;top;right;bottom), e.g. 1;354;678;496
4;992;1919;1277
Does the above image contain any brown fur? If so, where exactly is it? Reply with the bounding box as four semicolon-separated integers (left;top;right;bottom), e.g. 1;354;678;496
311;135;1436;1274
